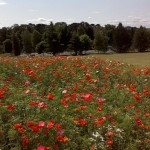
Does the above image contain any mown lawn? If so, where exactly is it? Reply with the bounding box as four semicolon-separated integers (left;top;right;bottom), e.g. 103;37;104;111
91;52;150;67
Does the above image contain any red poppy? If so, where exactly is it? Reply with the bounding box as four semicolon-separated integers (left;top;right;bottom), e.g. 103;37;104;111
6;105;15;110
135;119;141;124
29;101;36;106
14;123;22;129
107;138;113;145
47;93;54;100
47;120;54;129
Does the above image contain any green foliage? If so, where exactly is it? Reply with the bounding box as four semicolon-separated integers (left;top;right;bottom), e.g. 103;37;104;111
35;41;46;54
54;22;70;52
133;26;150;52
0;44;3;53
80;34;92;52
21;29;33;53
0;27;7;45
42;24;59;55
0;21;150;55
3;39;12;53
77;25;86;36
68;32;81;55
94;29;108;53
113;23;132;52
32;29;42;50
0;56;149;149
12;32;21;56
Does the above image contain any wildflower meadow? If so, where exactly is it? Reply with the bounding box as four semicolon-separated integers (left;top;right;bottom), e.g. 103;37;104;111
0;55;149;150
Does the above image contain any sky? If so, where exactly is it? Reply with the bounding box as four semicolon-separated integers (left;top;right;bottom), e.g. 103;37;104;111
0;0;150;28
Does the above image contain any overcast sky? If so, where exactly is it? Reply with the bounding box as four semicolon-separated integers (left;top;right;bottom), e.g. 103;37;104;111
0;0;150;28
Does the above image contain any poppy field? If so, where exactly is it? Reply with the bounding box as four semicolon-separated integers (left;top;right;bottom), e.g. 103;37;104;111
0;55;150;150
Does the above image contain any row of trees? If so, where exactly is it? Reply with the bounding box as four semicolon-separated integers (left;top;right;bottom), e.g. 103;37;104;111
0;22;150;56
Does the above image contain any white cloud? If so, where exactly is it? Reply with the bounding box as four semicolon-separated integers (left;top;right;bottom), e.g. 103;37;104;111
26;18;53;24
92;11;101;14
107;16;150;27
28;9;38;12
0;0;7;5
88;16;92;19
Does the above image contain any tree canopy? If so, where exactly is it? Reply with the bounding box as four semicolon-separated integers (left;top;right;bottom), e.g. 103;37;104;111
0;22;150;55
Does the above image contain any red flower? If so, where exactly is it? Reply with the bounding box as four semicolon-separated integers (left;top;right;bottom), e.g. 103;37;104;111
86;73;91;80
29;101;36;106
56;135;63;141
37;102;47;108
80;105;87;110
107;138;113;145
37;146;45;150
25;81;30;86
135;118;141;124
55;124;61;130
61;99;67;105
6;105;15;110
38;121;46;128
14;123;22;129
18;128;26;134
27;122;35;128
22;138;30;147
78;119;87;126
97;107;102;112
43;129;49;134
47;120;54;129
47;93;54;100
105;131;114;136
0;90;4;99
32;125;40;133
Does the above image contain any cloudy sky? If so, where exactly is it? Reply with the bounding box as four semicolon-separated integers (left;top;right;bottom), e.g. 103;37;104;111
0;0;150;28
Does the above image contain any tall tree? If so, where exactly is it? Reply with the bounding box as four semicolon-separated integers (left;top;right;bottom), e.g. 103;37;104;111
0;27;7;45
32;29;42;50
94;29;108;53
22;29;32;53
3;39;12;53
105;24;116;46
42;23;59;55
80;34;92;54
54;22;70;52
68;32;81;55
12;32;21;56
133;26;150;52
36;41;46;54
113;23;132;52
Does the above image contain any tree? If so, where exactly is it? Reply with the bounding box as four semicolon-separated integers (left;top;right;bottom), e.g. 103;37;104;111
22;29;32;53
32;29;42;50
77;25;86;36
42;23;59;55
113;23;132;52
12;32;21;56
36;41;46;54
68;32;81;55
94;29;108;53
3;39;12;53
79;34;92;54
54;22;70;52
133;26;150;52
105;24;115;46
0;27;7;45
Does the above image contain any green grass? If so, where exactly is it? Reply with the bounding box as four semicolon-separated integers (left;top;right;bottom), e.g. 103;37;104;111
90;52;150;67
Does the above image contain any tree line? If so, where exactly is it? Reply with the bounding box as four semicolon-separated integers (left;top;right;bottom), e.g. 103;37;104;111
0;22;150;56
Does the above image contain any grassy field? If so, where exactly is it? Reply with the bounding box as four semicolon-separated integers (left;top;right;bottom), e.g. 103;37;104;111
1;52;150;67
90;52;150;67
0;55;150;149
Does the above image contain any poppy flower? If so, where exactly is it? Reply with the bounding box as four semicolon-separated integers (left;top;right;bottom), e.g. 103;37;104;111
47;93;54;100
